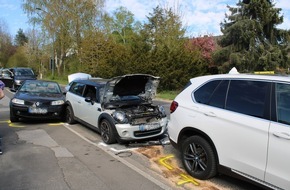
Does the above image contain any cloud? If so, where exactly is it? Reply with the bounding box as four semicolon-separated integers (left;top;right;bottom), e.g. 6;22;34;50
104;0;236;36
105;0;158;21
0;0;19;10
177;0;235;36
275;0;290;10
184;11;225;36
273;0;290;30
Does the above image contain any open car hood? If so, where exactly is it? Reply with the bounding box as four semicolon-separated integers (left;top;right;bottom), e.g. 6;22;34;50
103;74;160;102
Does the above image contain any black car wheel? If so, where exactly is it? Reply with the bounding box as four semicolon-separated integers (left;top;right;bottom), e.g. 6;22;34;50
181;136;217;180
66;106;76;124
10;109;19;122
100;119;116;144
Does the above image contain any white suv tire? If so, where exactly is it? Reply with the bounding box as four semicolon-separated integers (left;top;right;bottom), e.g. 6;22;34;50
181;136;217;179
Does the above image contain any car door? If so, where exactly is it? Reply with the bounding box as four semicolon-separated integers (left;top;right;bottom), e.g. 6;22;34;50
194;79;270;180
222;80;271;180
67;82;85;118
80;85;102;128
265;83;290;189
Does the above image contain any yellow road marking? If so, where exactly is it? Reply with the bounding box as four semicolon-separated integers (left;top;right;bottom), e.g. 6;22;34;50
157;154;199;187
177;173;199;186
2;120;63;127
48;122;64;126
158;154;174;170
9;123;25;128
0;120;10;123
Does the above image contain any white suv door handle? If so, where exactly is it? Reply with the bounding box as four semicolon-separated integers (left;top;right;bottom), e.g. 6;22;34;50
273;132;290;140
204;112;216;117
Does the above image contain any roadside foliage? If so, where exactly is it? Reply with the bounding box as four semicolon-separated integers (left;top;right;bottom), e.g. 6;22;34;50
0;0;289;91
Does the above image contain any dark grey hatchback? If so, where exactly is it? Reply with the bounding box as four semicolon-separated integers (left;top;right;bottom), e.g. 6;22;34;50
0;67;37;91
10;80;65;122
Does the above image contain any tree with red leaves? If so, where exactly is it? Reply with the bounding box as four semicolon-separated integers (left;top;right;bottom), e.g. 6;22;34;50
186;35;217;72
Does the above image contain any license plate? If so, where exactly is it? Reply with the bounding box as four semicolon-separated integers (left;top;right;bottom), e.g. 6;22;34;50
139;123;160;131
29;107;48;114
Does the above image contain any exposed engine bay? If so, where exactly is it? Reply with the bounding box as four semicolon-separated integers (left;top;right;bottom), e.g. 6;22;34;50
113;104;166;125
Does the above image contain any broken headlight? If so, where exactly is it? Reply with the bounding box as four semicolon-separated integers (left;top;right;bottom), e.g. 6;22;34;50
112;111;128;123
158;105;167;117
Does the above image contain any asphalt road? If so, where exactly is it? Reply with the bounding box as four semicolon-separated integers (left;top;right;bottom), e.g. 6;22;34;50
0;88;265;190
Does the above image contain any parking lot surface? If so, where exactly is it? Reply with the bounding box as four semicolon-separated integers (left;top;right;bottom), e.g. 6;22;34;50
0;89;264;190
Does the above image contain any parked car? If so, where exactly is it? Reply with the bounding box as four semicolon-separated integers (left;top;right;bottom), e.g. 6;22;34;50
65;74;168;144
10;80;65;122
0;68;13;88
0;67;37;91
168;72;290;190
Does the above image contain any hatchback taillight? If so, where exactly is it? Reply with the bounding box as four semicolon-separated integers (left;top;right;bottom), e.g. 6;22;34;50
170;101;178;113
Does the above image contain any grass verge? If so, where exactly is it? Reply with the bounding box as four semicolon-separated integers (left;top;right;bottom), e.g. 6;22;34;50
156;91;179;101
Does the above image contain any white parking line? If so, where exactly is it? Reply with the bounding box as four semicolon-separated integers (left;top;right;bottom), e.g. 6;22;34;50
98;142;138;153
63;123;172;190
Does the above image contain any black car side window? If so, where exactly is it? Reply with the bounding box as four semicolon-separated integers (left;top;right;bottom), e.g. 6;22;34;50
226;80;270;119
70;82;85;96
194;80;222;104
208;80;229;109
84;85;97;101
276;83;290;125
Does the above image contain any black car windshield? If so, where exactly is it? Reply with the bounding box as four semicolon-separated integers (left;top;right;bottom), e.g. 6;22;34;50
19;81;61;94
15;69;34;76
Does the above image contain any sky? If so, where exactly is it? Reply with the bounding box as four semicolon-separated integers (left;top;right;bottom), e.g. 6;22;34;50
0;0;290;38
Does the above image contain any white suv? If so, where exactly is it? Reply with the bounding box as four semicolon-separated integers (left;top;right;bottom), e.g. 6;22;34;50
65;74;168;144
168;73;290;190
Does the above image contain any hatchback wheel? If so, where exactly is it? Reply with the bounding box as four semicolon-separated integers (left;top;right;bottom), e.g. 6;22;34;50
66;106;76;124
181;136;217;180
100;119;116;144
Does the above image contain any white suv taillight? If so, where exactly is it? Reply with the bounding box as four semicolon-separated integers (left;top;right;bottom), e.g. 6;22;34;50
170;101;178;113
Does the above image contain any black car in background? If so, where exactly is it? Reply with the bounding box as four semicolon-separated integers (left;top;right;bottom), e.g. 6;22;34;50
0;67;37;91
10;80;65;122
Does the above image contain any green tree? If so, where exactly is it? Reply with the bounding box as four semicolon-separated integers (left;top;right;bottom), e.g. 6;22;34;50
77;6;142;78
143;6;185;53
101;6;142;46
23;0;105;76
111;6;135;44
24;28;48;77
79;31;130;78
0;19;15;68
7;46;29;68
215;0;289;73
139;6;206;90
14;28;28;46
